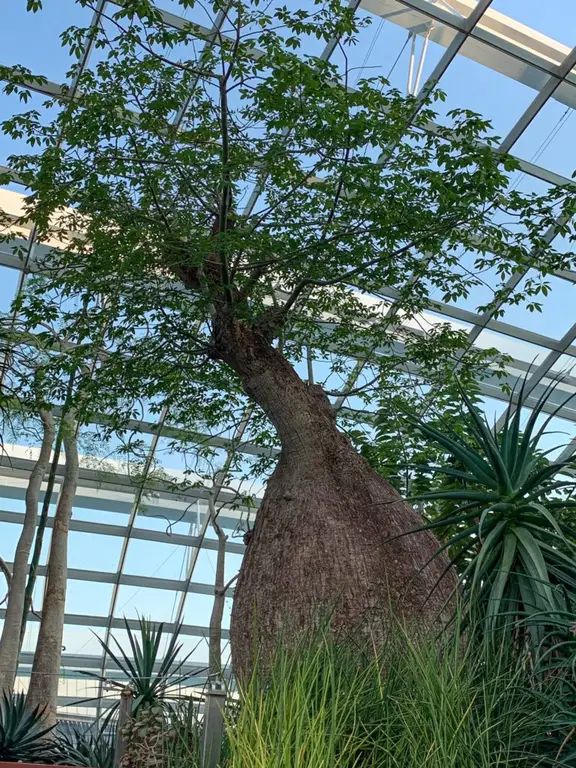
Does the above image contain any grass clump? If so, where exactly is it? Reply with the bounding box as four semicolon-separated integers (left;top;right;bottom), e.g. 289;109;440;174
225;625;557;767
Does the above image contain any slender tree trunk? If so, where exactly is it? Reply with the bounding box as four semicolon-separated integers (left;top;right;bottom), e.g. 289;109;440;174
208;512;227;681
26;413;79;725
214;317;457;680
0;409;55;694
19;425;64;648
20;375;75;648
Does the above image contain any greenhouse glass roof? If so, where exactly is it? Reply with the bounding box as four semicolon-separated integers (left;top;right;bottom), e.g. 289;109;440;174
1;0;576;716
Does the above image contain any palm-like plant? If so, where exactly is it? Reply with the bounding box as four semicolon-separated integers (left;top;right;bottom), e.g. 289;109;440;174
0;691;55;763
390;375;576;655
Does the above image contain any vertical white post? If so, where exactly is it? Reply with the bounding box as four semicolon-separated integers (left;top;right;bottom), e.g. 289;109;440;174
414;27;433;95
407;32;416;95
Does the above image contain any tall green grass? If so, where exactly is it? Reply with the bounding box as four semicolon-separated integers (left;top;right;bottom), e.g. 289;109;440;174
224;625;559;767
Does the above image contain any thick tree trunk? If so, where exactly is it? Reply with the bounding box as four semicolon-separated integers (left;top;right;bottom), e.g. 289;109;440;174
0;409;55;694
214;317;457;681
26;413;79;725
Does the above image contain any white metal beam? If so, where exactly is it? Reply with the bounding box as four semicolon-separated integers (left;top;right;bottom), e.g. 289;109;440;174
0;609;229;639
2;561;235;598
0;508;245;554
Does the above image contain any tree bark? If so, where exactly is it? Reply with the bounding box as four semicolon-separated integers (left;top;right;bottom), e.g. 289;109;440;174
0;409;55;694
26;412;79;725
214;317;457;681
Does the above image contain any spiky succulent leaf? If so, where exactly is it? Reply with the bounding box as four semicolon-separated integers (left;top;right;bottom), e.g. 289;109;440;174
390;371;576;658
55;724;115;768
77;616;206;718
0;692;55;763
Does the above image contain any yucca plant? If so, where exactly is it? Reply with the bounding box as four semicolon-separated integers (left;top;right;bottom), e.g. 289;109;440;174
81;617;203;717
0;691;55;763
79;618;205;768
393;374;576;657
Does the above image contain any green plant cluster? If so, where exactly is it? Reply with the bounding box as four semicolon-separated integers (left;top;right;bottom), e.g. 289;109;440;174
0;692;55;763
381;375;576;667
3;603;576;767
225;627;568;767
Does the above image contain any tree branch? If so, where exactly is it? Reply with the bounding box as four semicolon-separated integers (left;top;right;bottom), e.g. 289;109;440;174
280;239;418;316
217;572;238;597
0;556;11;592
217;76;234;306
92;5;220;83
325;372;381;399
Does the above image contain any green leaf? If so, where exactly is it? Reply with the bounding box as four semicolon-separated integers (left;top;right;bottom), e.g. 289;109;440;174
457;382;512;493
486;531;517;632
470;519;507;598
408;417;498;488
514;527;556;613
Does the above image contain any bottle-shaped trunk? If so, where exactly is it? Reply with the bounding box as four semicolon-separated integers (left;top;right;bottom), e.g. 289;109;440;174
214;317;457;680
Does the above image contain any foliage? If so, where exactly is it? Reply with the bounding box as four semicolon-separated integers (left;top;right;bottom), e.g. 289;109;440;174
54;723;115;768
162;697;206;768
225;625;557;767
359;363;492;497
0;691;55;763
1;0;575;453
82;617;203;719
394;374;576;656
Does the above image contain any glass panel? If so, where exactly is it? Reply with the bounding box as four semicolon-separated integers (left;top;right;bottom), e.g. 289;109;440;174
553;353;576;375
62;622;104;657
479;395;508;425
475;329;549;365
499;271;576;338
72;505;131;526
68;530;123;572
65;580;114;617
534;414;576;459
182;591;219;628
122;537;189;580
0;520;22;564
512;96;576;180
433;38;544;138
0;266;19;312
490;0;575;48
114;584;185;622
19;620;40;656
28;575;46;612
0;1;93;81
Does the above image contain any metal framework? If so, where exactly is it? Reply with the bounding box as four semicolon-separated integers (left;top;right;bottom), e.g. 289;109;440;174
1;0;576;714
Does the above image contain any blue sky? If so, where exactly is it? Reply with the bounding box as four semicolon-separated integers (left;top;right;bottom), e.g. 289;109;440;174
1;0;576;669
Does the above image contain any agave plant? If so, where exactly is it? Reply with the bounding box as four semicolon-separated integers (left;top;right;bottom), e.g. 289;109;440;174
55;724;114;768
0;691;55;763
390;374;576;654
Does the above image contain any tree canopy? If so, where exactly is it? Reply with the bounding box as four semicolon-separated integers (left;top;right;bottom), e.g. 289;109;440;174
1;0;575;465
